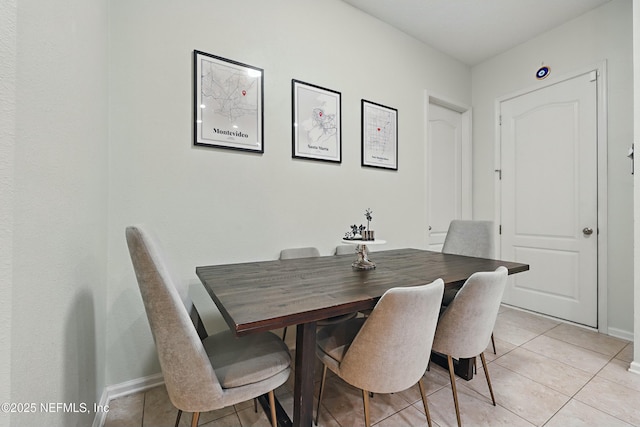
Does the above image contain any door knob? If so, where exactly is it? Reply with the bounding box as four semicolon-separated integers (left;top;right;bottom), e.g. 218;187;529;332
583;227;594;236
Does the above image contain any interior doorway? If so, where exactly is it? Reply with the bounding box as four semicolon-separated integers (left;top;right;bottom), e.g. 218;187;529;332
425;94;472;251
497;65;607;329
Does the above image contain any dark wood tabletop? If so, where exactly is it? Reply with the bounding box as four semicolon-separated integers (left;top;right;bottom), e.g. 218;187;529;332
197;248;528;335
196;248;529;427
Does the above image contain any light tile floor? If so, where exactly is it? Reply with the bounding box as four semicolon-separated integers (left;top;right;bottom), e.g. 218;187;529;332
104;306;638;427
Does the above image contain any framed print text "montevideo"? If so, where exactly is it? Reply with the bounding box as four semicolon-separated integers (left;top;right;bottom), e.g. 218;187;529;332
194;50;264;153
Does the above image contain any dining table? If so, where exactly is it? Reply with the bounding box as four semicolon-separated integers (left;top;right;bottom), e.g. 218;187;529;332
196;248;529;427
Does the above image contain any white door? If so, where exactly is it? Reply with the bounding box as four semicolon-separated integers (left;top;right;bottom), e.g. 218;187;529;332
500;71;598;327
427;101;470;251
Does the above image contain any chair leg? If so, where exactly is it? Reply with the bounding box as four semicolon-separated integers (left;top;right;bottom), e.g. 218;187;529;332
446;355;462;427
175;410;182;427
362;389;371;427
191;412;200;427
268;390;277;427
254;398;258;413
479;352;496;406
282;326;287;342
491;333;497;355
418;379;432;427
315;365;328;426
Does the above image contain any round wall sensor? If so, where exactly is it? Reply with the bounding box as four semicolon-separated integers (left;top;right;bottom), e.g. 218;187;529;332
536;66;550;80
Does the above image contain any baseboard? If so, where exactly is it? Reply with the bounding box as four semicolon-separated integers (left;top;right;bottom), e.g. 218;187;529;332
501;303;602;332
607;327;634;342
92;372;164;427
91;388;110;427
629;361;640;375
500;304;634;341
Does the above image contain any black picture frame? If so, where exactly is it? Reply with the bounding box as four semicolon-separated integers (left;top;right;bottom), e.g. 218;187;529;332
193;50;264;153
291;79;342;163
361;99;398;170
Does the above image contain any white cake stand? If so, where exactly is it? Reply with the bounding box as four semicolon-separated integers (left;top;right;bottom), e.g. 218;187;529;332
341;238;387;270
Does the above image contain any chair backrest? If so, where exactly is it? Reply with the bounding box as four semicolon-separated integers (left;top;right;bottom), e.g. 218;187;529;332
339;279;445;394
432;266;508;359
335;245;354;255
126;226;223;411
442;220;494;259
279;246;320;260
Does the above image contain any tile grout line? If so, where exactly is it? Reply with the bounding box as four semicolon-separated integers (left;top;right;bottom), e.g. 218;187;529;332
140;389;146;427
485;323;575;427
109;313;635;427
532;335;634;427
568;363;638;427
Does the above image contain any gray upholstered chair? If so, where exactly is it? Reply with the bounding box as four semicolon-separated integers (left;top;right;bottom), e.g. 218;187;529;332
442;220;495;259
279;247;356;342
334;244;354;255
315;279;445;427
441;220;497;354
431;267;508;427
126;226;291;427
441;220;495;304
279;246;321;259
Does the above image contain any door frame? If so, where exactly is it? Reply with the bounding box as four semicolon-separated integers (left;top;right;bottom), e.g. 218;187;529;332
493;62;608;332
424;91;473;247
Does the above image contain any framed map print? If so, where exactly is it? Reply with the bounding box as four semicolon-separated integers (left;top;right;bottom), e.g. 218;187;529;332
361;99;398;170
292;79;341;163
194;50;264;153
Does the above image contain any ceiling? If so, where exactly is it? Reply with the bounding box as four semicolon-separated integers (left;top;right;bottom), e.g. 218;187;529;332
341;0;612;66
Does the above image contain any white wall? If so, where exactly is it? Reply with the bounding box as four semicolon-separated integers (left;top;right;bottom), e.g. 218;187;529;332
472;0;634;335
0;1;16;426
11;0;632;418
4;0;109;425
105;0;471;385
632;0;640;373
